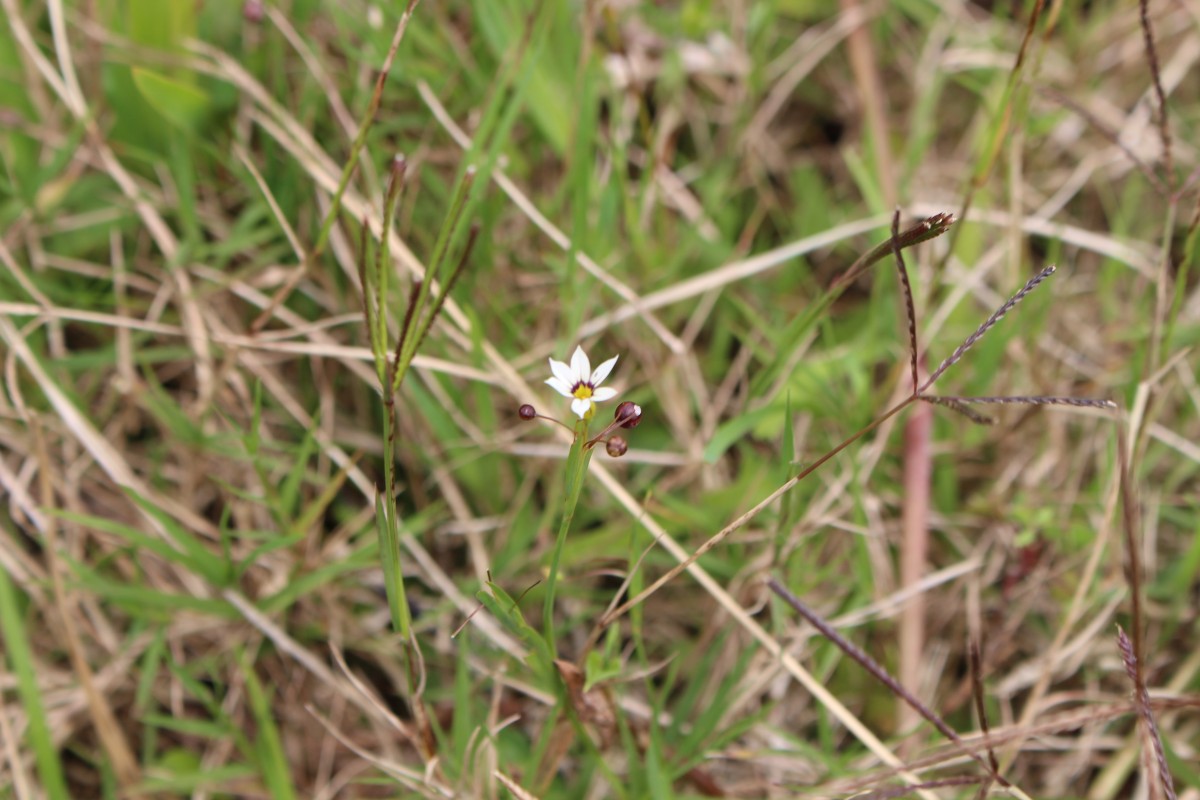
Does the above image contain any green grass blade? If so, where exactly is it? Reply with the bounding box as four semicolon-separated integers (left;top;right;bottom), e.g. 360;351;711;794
125;491;230;585
0;558;70;799
240;651;298;800
375;493;412;637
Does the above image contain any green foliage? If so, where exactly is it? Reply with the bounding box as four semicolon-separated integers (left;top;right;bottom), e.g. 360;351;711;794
0;559;70;799
131;68;212;134
1;1;1195;797
241;651;299;800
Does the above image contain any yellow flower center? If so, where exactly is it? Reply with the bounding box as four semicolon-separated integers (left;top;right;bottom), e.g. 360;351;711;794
572;384;593;400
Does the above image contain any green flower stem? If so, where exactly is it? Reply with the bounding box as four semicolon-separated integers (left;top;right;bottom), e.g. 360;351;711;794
543;415;594;656
378;403;412;638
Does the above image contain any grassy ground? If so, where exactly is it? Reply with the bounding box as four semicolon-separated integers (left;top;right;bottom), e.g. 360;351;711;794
1;0;1198;798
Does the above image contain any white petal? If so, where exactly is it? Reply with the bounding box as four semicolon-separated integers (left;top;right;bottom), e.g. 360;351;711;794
545;376;574;397
590;355;618;386
569;346;590;382
570;397;591;418
591;387;618;402
548;357;575;388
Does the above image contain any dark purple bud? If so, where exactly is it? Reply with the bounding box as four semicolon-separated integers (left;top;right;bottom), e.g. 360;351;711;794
605;436;628;457
518;404;537;420
614;401;642;428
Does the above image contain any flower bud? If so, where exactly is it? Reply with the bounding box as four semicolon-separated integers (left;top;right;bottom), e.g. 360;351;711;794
614;401;642;428
518;404;537;420
605;436;628;457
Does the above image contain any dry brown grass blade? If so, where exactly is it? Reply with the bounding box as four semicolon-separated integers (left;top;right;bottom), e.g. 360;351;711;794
190;41;547;419
1038;87;1167;196
533;711;576;795
599;398;912;629
224;346;528;663
944;0;1046;265
0;301;181;337
839;694;1200;797
839;0;895;206
234;142;305;262
916;203;1159;277
856;776;985;800
0;693;34;797
767;578;1023;796
587;462;939;798
9;7;1185;800
306;704;453;798
264;5;360;143
494;771;541;800
30;420;140;789
995;426;1125;775
0;316;218;572
5;0;218;412
250;0;422;334
555;660;617;748
747;6;866;145
221;589;437;740
576;201;1153;350
415;80;687;356
328;644;417;744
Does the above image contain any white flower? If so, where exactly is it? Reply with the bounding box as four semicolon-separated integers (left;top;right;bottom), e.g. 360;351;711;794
545;346;619;419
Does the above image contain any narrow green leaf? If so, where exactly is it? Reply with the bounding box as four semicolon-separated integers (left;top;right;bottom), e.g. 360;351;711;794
259;545;372;615
138;762;256;794
126;491;230;585
0;562;70;799
240;652;298;800
127;0;198;49
702;405;779;463
131;68;211;134
71;564;236;619
478;582;554;672
375;494;411;636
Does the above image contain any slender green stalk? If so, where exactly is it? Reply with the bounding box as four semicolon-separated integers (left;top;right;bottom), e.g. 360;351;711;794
0;558;70;799
379;346;412;636
393;167;477;389
376;483;412;638
543;416;593;655
240;650;298;800
376;156;408;384
309;0;420;262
